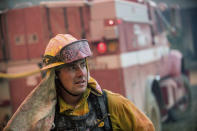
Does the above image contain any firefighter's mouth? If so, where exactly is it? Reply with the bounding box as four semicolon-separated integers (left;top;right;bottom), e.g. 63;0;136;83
75;80;86;84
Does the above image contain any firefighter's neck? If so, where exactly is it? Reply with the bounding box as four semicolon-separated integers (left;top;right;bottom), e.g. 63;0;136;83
60;89;83;107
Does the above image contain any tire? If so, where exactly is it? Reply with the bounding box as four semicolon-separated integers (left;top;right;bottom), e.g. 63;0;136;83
146;93;162;131
168;74;192;121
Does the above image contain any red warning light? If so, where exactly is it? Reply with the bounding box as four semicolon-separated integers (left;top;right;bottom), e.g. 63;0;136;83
117;19;122;24
97;42;107;54
108;20;115;25
104;19;122;26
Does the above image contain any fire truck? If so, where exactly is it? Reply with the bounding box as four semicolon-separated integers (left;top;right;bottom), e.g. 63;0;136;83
0;0;191;130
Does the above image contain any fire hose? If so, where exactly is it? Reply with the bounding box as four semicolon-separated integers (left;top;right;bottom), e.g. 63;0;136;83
0;69;41;79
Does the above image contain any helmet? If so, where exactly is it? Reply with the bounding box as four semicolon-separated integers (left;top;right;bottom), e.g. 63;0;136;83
41;34;92;70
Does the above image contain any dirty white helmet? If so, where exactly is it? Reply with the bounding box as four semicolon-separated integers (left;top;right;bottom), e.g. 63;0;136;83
42;34;92;70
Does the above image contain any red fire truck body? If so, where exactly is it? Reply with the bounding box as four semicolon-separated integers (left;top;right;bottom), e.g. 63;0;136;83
0;0;191;130
88;1;191;128
89;0;168;105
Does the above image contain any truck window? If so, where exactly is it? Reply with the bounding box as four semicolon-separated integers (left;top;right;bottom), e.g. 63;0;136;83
154;9;165;34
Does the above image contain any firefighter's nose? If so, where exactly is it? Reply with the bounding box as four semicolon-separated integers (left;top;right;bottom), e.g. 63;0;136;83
76;66;85;77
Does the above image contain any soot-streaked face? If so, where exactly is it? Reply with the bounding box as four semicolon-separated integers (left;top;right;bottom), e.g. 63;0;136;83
57;59;88;96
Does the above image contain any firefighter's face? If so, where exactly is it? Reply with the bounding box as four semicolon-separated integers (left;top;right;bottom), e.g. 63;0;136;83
57;59;88;96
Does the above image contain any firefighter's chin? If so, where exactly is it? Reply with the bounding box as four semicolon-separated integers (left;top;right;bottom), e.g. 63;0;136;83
73;83;87;95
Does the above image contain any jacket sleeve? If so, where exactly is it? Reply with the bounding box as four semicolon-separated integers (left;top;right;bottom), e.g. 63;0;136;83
104;89;155;131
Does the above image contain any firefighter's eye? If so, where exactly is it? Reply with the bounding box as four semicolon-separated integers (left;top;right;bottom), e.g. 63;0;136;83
80;61;86;68
61;64;75;71
68;65;76;70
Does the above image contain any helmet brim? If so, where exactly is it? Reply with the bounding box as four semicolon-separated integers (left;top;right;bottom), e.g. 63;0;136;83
41;62;65;71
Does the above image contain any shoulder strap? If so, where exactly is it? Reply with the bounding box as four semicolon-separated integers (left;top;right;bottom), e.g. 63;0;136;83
89;90;112;131
102;90;113;130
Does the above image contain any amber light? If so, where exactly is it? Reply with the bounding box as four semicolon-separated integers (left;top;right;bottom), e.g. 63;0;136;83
108;41;118;52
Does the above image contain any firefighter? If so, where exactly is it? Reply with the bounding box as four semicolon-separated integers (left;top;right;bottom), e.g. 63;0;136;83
4;34;154;131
